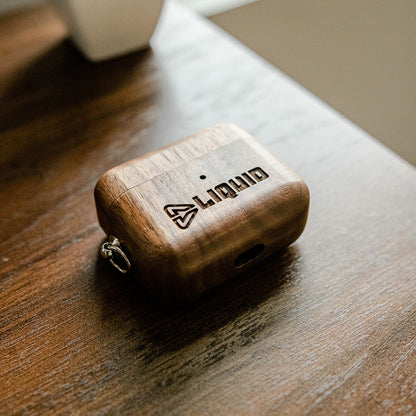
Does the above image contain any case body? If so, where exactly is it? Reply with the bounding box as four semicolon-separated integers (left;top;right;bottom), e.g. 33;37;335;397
95;123;309;303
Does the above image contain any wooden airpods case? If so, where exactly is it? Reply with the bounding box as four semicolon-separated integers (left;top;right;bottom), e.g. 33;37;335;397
95;123;309;303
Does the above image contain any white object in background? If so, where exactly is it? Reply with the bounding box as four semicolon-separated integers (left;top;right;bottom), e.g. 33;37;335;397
51;0;165;61
179;0;259;17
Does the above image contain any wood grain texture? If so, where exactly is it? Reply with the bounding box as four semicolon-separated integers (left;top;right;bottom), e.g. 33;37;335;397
1;2;415;415
95;123;309;303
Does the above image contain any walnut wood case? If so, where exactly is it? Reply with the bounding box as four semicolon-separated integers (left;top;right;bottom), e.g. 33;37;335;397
94;123;309;303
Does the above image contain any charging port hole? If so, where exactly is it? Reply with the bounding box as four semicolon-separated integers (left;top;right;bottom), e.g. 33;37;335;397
234;244;265;268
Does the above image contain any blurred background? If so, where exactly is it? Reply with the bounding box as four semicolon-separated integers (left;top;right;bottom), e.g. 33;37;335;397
2;0;415;165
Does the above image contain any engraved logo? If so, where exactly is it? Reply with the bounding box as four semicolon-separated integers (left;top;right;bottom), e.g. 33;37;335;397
164;204;199;230
164;167;269;230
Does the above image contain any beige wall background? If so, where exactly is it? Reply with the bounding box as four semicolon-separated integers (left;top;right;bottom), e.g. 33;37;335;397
210;0;416;166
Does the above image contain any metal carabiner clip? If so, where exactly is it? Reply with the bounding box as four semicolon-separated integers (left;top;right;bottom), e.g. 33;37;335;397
100;235;132;274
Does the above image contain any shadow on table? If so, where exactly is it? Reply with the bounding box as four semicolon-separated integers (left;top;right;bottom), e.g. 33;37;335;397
94;245;302;354
1;38;154;167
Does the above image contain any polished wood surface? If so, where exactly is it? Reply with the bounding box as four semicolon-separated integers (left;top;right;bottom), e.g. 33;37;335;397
95;123;309;303
1;2;415;415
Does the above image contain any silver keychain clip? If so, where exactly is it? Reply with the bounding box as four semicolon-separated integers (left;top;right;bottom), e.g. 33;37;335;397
100;235;132;274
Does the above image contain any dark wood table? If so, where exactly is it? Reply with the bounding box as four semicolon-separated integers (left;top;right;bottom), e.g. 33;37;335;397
1;2;415;415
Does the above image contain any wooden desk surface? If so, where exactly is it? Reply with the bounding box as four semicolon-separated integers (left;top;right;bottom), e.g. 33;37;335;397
1;2;415;415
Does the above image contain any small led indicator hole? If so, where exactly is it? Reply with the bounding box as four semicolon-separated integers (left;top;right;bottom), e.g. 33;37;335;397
200;175;206;180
